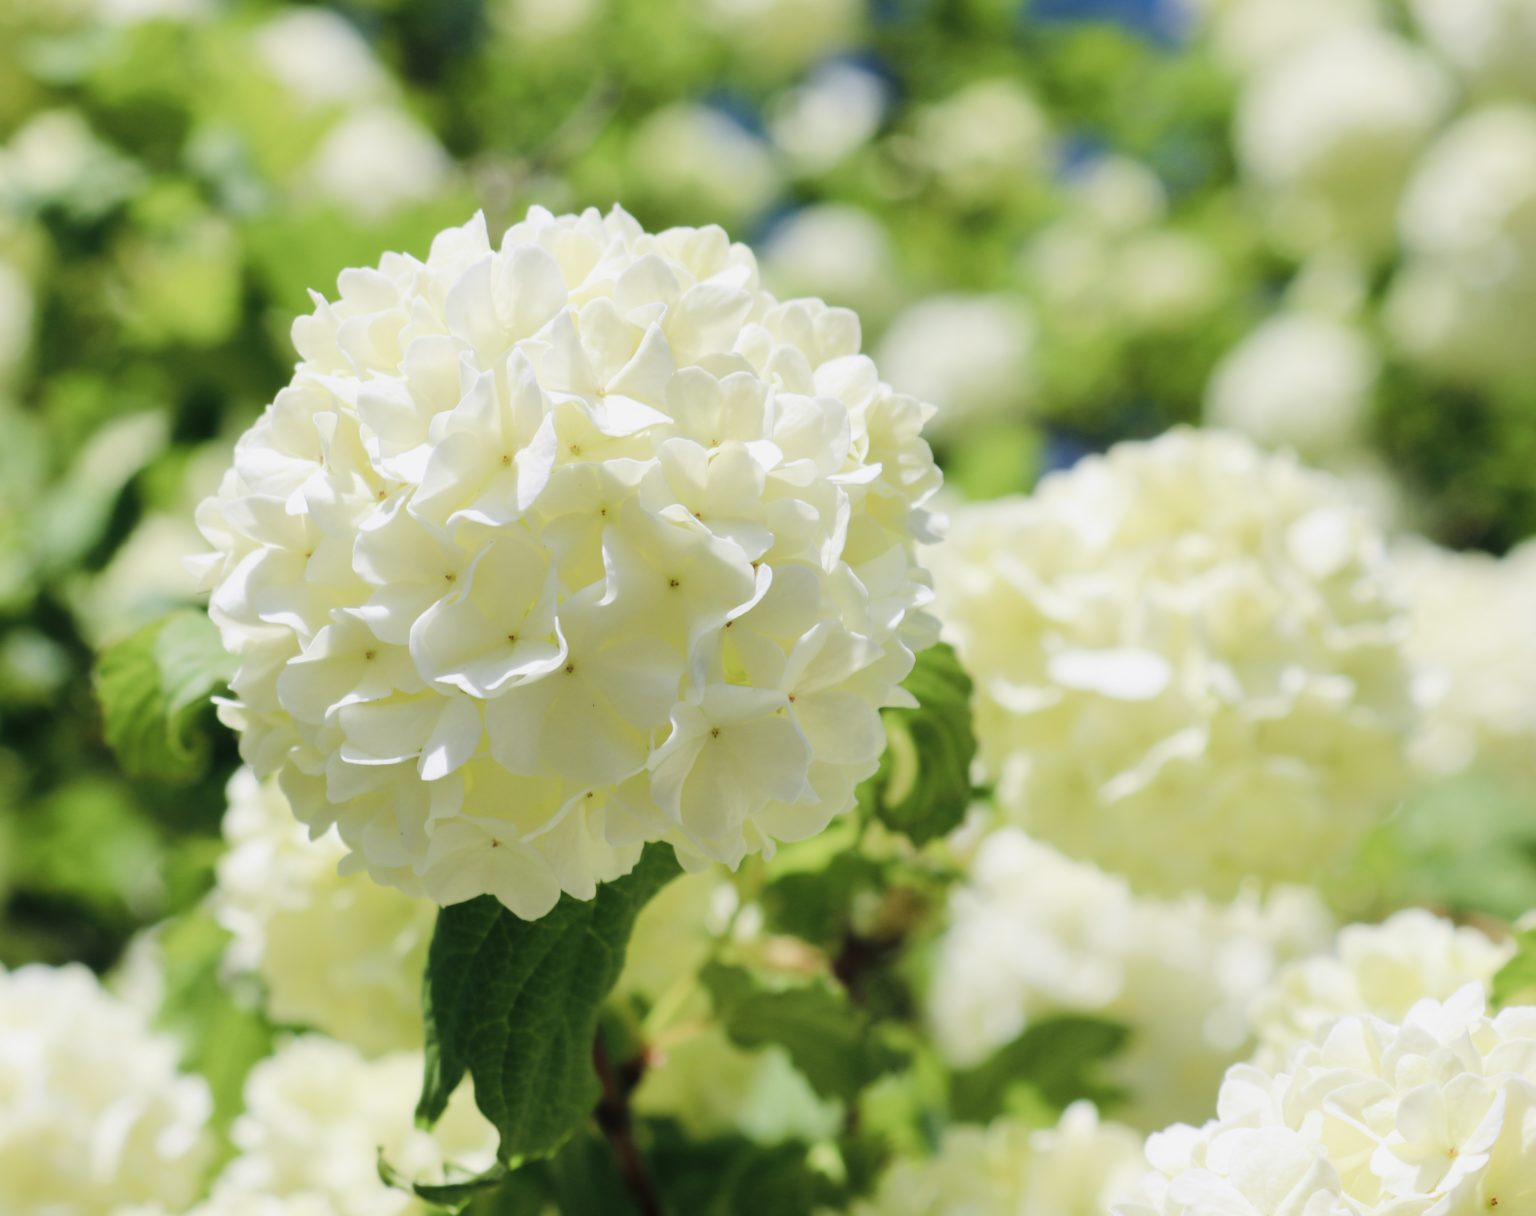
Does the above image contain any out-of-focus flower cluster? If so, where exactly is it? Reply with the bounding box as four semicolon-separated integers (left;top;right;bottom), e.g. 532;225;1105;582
933;429;1416;899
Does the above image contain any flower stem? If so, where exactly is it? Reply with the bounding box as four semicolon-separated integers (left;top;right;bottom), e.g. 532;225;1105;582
593;1036;662;1216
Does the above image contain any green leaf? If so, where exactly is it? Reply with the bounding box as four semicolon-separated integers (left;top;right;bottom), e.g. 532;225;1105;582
949;1015;1129;1124
645;1119;830;1216
701;961;909;1104
377;1155;509;1212
418;844;682;1163
1493;928;1536;1010
860;642;977;846
758;854;886;950
94;610;236;783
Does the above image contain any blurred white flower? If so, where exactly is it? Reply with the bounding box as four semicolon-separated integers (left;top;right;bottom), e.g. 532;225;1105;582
93;0;210;25
854;1102;1146;1216
195;206;941;918
929;828;1333;1129
1205;313;1378;459
1387;105;1536;385
911;79;1052;203
932;429;1416;899
1115;987;1536;1216
1196;0;1383;75
1023;157;1223;340
1250;908;1515;1067
0;963;214;1215
1235;27;1451;251
702;0;862;74
1394;538;1536;783
874;293;1035;437
769;61;889;177
1410;0;1536;98
0;109;140;207
213;768;435;1056
497;0;602;43
761;204;899;324
251;9;391;110
303;107;452;220
213;1036;496;1216
73;513;205;647
629;104;780;225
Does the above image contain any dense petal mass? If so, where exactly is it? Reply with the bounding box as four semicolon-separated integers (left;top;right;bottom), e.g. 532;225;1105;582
0;963;214;1215
212;768;436;1056
1115;988;1536;1216
932;429;1415;899
196;205;940;915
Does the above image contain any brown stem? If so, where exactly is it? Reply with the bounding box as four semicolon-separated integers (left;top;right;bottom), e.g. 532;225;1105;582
593;1037;663;1216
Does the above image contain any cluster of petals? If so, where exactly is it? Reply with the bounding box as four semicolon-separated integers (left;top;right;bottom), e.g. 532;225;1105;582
1116;986;1536;1215
212;767;434;1055
209;1036;495;1216
1394;537;1536;786
194;205;940;917
1250;908;1515;1067
928;827;1332;1129
932;428;1415;899
0;963;213;1215
853;1102;1146;1216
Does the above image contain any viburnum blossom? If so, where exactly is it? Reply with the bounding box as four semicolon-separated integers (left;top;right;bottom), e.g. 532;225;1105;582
194;205;940;918
211;1036;496;1216
932;429;1415;899
928;828;1332;1129
1115;987;1536;1215
853;1102;1146;1216
0;963;214;1216
212;767;434;1055
1394;538;1536;784
1250;908;1515;1066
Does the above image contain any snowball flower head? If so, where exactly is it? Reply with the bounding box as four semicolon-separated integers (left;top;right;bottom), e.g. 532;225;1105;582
214;1036;496;1216
912;79;1052;203
195;205;941;918
212;767;434;1055
933;429;1415;899
854;1102;1146;1216
1205;313;1378;460
251;8;389;109
302;107;451;220
929;828;1332;1129
1116;986;1536;1215
0;963;214;1215
1409;0;1536;98
1235;28;1451;250
873;294;1036;437
1250;909;1516;1067
1394;538;1536;784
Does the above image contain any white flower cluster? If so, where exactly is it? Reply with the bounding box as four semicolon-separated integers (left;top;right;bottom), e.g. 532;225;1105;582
211;1036;496;1216
1250;908;1515;1067
1021;156;1226;354
0;963;214;1215
853;1103;1146;1216
1234;27;1451;251
195;205;941;918
1205;312;1378;461
1116;987;1536;1215
932;429;1415;899
212;767;434;1055
1409;0;1536;98
872;294;1036;437
911;78;1052;204
1387;106;1536;386
1395;538;1536;784
929;829;1332;1129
